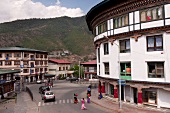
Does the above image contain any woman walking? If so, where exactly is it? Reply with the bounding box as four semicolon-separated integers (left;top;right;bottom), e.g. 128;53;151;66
81;98;86;110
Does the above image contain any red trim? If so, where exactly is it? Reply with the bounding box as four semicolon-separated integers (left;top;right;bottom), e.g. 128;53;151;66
114;89;118;98
138;92;143;104
102;84;105;93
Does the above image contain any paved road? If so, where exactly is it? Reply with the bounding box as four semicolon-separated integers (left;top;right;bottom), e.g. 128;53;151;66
29;80;114;113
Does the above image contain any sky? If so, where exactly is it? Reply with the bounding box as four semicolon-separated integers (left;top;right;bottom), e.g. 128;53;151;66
0;0;103;23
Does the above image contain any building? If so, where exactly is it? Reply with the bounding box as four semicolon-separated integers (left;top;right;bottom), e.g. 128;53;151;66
48;59;73;79
0;47;48;83
81;60;97;80
86;0;170;109
0;69;20;99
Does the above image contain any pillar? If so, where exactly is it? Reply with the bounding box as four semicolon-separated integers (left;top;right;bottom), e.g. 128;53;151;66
101;82;105;93
28;76;30;83
98;81;101;93
138;88;143;105
114;85;118;98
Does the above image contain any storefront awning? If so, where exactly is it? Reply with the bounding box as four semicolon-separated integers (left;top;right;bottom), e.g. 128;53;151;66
44;74;55;77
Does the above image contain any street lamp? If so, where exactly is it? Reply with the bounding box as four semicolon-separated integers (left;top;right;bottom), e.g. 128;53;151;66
104;36;122;109
79;61;80;83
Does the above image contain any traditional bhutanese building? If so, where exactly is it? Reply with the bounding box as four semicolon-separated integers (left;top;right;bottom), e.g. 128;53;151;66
86;0;170;109
0;47;48;83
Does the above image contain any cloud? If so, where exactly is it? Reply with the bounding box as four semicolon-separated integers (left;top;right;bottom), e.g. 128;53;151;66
0;0;84;23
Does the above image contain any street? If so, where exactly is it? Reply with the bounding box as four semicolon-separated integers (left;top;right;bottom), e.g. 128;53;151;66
28;80;113;113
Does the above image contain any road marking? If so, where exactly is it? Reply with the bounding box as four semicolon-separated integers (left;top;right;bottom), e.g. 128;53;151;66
67;99;69;103
46;103;49;105
42;103;45;106
55;101;57;104
38;102;41;106
59;100;62;104
63;100;65;103
71;99;73;103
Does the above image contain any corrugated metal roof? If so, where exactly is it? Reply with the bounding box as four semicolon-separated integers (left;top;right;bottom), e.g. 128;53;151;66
49;59;71;64
0;69;20;75
0;47;48;53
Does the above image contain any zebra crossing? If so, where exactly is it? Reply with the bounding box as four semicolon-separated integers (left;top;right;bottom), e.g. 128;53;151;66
38;98;87;107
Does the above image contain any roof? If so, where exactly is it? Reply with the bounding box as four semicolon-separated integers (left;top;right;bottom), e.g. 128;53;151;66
0;47;48;53
49;59;71;64
86;0;129;31
81;60;97;65
0;69;20;75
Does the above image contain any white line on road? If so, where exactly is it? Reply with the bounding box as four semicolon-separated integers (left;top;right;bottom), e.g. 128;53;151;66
55;101;57;104
71;99;73;103
67;99;69;103
63;100;65;103
38;102;41;106
59;100;62;104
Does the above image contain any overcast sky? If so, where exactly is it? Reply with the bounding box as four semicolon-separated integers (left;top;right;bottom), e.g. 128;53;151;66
0;0;103;23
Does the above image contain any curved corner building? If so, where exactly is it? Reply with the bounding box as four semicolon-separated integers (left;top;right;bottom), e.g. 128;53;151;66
86;0;170;108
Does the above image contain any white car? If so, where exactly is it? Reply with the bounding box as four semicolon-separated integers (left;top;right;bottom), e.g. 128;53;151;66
36;80;41;84
42;91;55;102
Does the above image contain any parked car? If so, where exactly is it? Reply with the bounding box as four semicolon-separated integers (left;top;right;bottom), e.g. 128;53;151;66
70;77;79;83
66;77;71;81
39;86;50;94
41;91;55;102
36;79;42;84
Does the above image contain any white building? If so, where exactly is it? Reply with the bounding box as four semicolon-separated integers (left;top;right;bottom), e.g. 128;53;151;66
86;0;170;109
48;59;72;79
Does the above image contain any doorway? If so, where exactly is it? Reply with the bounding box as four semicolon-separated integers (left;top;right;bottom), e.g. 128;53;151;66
133;88;138;104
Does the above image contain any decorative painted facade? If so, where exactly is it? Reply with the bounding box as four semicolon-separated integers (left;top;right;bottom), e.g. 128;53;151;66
0;47;48;83
86;0;170;109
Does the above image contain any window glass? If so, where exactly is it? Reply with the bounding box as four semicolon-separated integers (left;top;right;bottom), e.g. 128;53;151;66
148;37;154;47
152;9;157;20
126;40;130;49
118;18;121;27
141;11;146;22
158;7;163;19
156;36;162;47
125;15;128;25
147;10;152;21
122;16;125;26
114;19;117;28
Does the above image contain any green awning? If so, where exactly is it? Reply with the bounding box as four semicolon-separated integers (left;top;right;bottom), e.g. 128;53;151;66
0;69;20;75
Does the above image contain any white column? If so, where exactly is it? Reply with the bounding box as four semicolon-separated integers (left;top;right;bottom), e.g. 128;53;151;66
157;89;160;108
90;74;92;79
28;76;30;83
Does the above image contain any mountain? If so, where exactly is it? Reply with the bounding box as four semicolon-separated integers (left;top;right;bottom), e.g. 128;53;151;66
0;16;95;57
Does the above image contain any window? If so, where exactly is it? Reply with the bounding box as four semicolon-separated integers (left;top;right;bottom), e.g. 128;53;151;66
120;62;131;77
14;53;21;57
147;35;163;51
40;61;43;65
0;61;2;66
63;67;65;70
148;62;164;78
0;53;2;58
59;67;61;71
36;54;40;58
140;6;163;22
120;39;130;53
23;61;28;65
6;74;11;81
23;69;29;73
143;91;157;104
104;63;109;75
24;53;29;58
98;22;107;34
98;48;100;63
5;61;11;65
104;43;109;55
114;14;129;28
44;55;47;58
40;54;43;58
6;53;12;57
14;61;20;65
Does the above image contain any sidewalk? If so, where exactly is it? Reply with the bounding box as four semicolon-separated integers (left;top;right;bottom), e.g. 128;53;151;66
86;88;170;113
14;92;38;113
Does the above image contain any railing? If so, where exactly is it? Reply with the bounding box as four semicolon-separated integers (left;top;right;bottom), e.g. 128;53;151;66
26;87;33;101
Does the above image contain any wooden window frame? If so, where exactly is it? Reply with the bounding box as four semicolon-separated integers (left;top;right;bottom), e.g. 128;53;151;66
104;42;109;55
104;63;109;75
119;39;130;53
140;6;163;22
147;35;163;52
148;62;164;78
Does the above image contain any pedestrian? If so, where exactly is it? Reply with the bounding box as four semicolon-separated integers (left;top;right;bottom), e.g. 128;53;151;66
81;98;86;110
87;93;90;103
74;93;78;104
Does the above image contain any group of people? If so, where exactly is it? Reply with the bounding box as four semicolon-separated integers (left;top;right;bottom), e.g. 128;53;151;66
73;85;92;110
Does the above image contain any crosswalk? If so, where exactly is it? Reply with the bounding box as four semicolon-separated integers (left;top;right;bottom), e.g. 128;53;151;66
38;98;87;107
